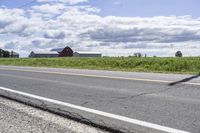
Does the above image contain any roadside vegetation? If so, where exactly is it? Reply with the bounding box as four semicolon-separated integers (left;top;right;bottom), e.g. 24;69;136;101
0;57;200;74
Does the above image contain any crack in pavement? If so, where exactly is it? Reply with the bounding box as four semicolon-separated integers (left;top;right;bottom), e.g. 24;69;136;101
111;83;188;103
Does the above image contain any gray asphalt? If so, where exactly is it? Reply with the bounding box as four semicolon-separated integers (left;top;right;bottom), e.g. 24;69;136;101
0;66;200;133
0;97;105;133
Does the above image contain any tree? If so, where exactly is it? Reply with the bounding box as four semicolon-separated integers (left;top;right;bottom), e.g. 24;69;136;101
10;51;14;58
0;49;3;57
134;53;142;57
3;50;9;57
175;51;183;57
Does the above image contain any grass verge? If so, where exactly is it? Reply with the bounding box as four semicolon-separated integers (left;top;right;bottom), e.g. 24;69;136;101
0;57;200;74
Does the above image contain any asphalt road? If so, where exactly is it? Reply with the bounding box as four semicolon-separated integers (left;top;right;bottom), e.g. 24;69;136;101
0;97;105;133
0;66;200;133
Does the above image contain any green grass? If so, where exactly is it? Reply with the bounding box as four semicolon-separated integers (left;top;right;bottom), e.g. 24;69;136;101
0;57;200;74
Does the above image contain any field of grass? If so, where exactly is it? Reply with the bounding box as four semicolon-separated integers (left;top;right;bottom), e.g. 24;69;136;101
0;57;200;74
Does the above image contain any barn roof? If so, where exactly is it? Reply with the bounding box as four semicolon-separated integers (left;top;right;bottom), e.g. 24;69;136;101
51;46;73;53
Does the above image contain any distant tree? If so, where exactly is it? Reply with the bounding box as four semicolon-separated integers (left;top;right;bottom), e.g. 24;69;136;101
0;49;2;57
10;51;14;58
3;50;9;57
175;51;183;57
134;53;142;57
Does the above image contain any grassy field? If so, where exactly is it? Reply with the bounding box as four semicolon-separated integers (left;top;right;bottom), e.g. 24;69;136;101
0;57;200;74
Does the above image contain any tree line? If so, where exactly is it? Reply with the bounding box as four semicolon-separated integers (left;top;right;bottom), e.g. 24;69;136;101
132;51;183;57
0;49;10;58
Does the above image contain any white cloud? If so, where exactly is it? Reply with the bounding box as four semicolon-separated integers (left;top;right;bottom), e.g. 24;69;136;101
0;1;200;57
44;30;65;39
31;3;65;14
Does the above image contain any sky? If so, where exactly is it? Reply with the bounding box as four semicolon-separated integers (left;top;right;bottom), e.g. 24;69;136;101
0;0;200;57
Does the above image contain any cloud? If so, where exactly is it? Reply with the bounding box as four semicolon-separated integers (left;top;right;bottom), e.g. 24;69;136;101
83;16;200;43
44;30;65;39
0;8;27;34
0;1;200;57
31;3;66;14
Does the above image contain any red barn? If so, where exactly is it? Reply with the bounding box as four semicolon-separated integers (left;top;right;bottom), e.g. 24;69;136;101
51;46;73;57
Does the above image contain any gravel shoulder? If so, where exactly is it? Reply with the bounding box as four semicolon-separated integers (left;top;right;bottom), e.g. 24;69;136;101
0;96;106;133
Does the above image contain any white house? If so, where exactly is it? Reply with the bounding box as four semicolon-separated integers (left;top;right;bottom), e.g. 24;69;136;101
73;51;102;57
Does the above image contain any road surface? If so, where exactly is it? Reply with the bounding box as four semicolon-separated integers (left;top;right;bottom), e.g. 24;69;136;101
0;66;200;133
0;97;105;133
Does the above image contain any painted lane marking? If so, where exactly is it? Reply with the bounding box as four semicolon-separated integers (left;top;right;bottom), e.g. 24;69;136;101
0;67;200;86
0;87;190;133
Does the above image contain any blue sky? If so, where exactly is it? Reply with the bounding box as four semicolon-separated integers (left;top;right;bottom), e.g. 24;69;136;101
91;0;200;17
1;0;200;17
0;0;200;57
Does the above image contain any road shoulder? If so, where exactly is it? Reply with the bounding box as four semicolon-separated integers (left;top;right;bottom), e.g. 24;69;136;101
0;96;105;133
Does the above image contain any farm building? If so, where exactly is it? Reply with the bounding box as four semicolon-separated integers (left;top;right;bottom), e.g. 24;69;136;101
28;46;102;58
51;46;73;57
73;51;102;57
29;51;59;58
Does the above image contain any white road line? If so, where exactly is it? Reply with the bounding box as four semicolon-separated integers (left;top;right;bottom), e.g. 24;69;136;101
0;67;200;86
0;86;190;133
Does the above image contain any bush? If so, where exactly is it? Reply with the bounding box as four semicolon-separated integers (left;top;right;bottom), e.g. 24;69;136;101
175;51;183;57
